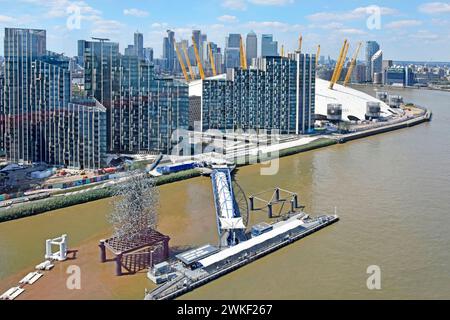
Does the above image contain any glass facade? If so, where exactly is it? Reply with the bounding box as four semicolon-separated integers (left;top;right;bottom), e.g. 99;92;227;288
198;54;316;135
365;41;380;82
65;99;107;170
4;28;46;162
82;40;189;155
0;74;4;152
3;28;107;169
261;35;278;57
385;67;415;87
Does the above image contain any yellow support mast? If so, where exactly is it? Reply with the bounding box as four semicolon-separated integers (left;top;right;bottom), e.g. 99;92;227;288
329;39;347;89
208;42;217;77
281;45;285;57
298;35;303;52
316;45;321;68
334;42;350;87
174;42;190;82
240;36;248;70
192;36;205;80
182;42;195;80
344;42;362;87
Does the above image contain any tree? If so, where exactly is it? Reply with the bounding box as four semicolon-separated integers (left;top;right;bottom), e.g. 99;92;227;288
108;171;159;241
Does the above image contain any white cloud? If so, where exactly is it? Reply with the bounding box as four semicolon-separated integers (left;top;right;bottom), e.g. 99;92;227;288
123;8;149;18
418;2;450;14
0;15;16;23
222;0;247;10
385;20;423;29
91;19;125;36
431;17;450;25
151;22;169;29
218;15;238;23
19;0;101;19
246;21;289;29
308;5;397;22
337;28;367;35
249;0;294;5
222;0;294;10
411;30;440;40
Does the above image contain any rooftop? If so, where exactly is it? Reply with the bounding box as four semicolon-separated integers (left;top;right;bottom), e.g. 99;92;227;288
315;79;393;121
175;244;220;265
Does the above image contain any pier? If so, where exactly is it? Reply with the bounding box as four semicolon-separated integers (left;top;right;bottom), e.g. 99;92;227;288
144;166;341;301
334;111;432;144
145;213;339;300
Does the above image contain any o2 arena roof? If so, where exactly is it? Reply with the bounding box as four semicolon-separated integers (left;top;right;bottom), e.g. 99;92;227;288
315;78;394;121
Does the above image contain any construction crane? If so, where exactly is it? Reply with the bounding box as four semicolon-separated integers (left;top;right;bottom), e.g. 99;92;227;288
174;42;190;82
181;42;195;81
344;42;362;87
316;45;321;68
192;36;205;80
240;36;248;70
329;39;348;90
208;43;217;77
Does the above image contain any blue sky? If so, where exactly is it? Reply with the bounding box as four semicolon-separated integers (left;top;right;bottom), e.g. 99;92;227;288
0;0;450;61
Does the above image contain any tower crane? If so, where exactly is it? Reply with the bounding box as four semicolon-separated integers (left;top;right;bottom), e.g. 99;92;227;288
192;36;205;80
208;43;217;77
344;42;362;87
182;42;195;80
174;42;190;82
240;36;248;70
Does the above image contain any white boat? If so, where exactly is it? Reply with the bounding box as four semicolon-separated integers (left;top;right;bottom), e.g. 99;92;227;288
0;287;25;300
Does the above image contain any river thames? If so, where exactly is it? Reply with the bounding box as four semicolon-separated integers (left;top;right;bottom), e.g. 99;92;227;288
1;86;449;299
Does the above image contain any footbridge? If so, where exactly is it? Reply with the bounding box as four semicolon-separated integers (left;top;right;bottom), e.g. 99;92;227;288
210;166;248;247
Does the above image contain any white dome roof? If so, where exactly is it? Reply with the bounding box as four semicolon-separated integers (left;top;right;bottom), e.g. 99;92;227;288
315;78;393;121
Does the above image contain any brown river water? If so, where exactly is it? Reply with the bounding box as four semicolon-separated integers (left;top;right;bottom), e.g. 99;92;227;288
0;86;449;300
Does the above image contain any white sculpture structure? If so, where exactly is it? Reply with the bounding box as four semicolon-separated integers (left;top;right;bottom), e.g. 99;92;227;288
45;234;68;261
